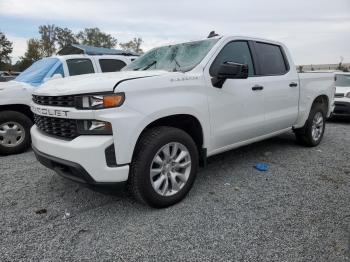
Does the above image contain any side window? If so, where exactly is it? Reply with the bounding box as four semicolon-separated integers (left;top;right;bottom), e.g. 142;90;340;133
66;59;94;76
52;64;64;77
210;41;255;77
255;42;288;75
99;59;126;72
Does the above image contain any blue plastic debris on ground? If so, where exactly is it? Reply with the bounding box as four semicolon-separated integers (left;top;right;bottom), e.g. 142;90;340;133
255;163;269;172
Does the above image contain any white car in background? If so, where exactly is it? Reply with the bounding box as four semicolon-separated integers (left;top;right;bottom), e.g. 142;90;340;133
333;73;350;117
0;48;137;155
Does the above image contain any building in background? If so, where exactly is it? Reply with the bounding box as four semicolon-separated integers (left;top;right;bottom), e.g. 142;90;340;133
298;63;350;72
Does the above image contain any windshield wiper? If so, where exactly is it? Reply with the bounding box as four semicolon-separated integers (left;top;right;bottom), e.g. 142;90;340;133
172;58;183;72
144;60;157;70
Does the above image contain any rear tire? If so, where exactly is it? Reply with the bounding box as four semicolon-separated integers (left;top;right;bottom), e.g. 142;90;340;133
0;111;33;155
129;126;199;208
294;104;326;147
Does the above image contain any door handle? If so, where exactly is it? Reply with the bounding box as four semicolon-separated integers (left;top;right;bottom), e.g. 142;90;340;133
252;85;264;91
289;82;298;87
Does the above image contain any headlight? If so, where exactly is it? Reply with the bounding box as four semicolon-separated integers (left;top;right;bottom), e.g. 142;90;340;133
346;92;350;98
77;93;125;109
77;120;112;135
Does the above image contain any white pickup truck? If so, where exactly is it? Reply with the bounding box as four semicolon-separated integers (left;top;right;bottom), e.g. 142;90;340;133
31;35;335;207
0;53;136;155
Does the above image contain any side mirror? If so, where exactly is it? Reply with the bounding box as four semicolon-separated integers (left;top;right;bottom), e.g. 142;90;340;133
212;62;249;88
44;74;63;83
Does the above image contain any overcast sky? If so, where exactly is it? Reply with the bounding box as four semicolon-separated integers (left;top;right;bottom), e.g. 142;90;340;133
0;0;349;65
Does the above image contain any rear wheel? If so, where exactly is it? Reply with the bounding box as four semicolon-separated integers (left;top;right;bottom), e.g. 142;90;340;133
0;111;33;155
129;127;199;208
295;104;326;147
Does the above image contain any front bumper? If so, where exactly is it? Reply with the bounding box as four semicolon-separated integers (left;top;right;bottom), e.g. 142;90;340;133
31;125;129;183
333;101;350;116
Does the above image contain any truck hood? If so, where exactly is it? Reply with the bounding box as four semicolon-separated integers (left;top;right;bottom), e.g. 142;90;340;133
0;80;31;92
34;70;169;96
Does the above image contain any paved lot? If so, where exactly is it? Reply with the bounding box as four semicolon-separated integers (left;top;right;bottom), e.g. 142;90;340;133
1;121;349;262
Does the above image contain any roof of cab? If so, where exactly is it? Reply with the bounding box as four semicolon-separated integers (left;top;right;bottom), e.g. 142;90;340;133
57;44;139;56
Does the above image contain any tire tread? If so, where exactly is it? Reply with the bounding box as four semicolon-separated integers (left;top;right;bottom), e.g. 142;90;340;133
129;126;198;207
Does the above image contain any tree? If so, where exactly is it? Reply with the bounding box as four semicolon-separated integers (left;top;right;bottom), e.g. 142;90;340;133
15;38;43;71
0;31;13;68
55;27;78;49
76;28;117;48
39;24;56;57
119;37;143;54
297;65;304;73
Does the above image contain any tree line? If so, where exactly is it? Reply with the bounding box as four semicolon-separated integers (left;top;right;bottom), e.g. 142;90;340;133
0;25;144;71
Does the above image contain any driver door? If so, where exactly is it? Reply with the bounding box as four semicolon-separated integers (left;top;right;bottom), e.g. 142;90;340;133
205;40;266;151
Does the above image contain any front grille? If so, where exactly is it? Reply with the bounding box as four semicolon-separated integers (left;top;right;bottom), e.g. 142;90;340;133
34;114;78;139
335;93;344;98
33;95;75;107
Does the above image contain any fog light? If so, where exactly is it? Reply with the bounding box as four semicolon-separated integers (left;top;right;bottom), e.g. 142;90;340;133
77;120;112;135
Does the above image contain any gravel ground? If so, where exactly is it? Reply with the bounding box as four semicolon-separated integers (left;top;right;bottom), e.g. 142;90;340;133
1;121;349;262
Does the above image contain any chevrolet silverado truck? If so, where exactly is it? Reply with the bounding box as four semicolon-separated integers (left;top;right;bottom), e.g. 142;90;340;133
0;52;136;155
30;36;335;207
333;72;350;117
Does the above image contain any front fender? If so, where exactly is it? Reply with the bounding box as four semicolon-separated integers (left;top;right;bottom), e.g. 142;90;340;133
97;73;210;165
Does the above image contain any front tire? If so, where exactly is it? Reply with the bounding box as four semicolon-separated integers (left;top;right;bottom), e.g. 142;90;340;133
129;127;199;208
295;104;326;147
0;111;33;155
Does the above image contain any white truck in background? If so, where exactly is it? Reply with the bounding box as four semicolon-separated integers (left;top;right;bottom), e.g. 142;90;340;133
333;72;350;117
0;50;137;155
31;35;335;207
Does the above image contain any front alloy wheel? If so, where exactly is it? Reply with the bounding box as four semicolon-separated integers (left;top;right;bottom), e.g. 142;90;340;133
129;126;199;208
150;142;192;196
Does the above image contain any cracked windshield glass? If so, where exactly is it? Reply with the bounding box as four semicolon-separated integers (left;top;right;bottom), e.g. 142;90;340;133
123;38;219;73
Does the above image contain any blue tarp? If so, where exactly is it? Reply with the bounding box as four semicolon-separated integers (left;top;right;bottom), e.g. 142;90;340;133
15;58;62;86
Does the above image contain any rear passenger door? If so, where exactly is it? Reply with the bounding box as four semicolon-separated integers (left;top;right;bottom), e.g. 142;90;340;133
99;59;127;72
252;42;299;133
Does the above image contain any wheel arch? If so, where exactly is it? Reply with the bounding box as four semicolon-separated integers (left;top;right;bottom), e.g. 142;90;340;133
0;104;34;122
311;95;329;114
294;93;330;129
132;114;207;166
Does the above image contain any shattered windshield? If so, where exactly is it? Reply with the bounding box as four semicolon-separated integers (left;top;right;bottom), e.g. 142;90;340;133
123;39;219;73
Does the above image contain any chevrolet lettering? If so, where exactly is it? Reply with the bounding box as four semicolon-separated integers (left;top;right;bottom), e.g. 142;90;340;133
31;106;70;118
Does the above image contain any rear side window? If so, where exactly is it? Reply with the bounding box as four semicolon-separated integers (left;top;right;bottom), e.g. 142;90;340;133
255;42;288;75
66;59;94;76
99;59;126;72
210;41;255;77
